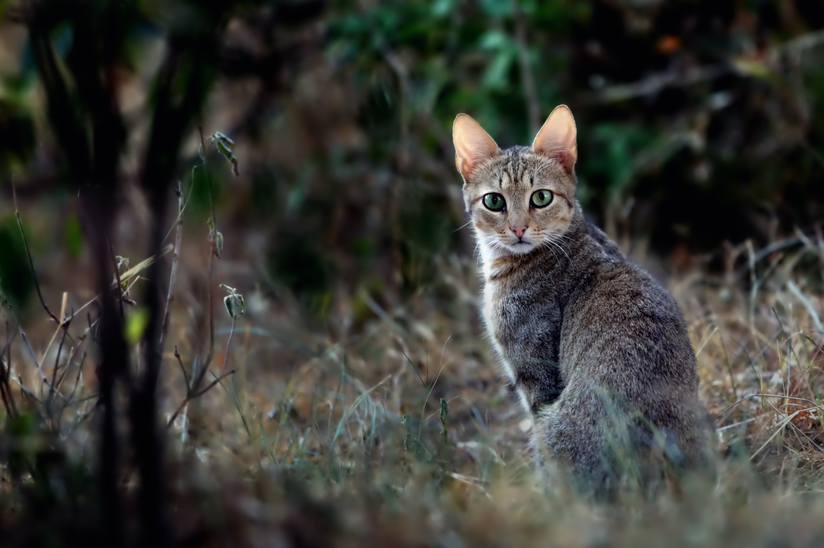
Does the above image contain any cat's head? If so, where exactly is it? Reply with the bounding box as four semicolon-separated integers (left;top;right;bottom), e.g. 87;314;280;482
452;105;578;258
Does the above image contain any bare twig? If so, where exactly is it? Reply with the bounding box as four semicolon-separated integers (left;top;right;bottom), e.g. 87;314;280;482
591;30;824;104
593;64;729;104
222;317;237;372
159;181;185;350
11;181;60;324
60;248;171;325
419;336;453;433
166;368;236;429
733;237;805;278
198;125;218;371
1;324;19;419
174;346;190;387
750;406;820;461
787;281;824;334
104;238;126;320
191;369;237;399
46;314;72;418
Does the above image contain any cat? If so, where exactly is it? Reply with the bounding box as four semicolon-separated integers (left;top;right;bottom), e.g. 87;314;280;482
452;105;715;496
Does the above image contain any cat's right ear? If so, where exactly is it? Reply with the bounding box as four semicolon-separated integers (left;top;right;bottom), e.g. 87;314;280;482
532;105;577;174
452;114;499;181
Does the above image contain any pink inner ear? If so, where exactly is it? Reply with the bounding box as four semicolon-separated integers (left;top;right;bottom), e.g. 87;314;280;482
457;156;476;179
548;150;576;174
457;139;497;180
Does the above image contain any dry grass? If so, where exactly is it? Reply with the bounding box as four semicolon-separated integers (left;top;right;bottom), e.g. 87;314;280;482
2;220;824;546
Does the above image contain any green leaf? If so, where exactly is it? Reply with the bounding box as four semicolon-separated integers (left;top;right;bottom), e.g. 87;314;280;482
479;0;515;18
587;123;659;203
124;308;150;344
431;0;455;18
732;58;772;80
479;30;511;51
7;411;37;438
482;50;516;91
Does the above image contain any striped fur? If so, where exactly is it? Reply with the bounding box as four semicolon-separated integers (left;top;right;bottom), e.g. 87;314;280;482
454;109;715;496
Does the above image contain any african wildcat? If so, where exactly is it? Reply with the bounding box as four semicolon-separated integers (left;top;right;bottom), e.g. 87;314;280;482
453;106;714;496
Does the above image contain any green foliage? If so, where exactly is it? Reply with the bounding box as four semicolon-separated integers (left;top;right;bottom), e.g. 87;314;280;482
0;216;33;311
0;92;35;176
2;410;98;546
4;412;41;477
582;123;660;205
323;0;824;262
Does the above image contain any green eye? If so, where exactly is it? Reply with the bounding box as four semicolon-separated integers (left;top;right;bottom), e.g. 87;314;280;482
482;193;506;212
530;189;554;208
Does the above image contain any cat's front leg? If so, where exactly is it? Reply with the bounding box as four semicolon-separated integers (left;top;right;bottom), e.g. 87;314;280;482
516;364;565;416
508;383;532;416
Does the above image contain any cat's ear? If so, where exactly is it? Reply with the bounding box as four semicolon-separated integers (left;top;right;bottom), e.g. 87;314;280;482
531;105;577;173
452;114;500;181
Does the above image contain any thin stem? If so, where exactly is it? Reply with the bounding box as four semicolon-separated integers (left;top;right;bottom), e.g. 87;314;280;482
11;181;59;324
166;365;237;429
159;181;185;350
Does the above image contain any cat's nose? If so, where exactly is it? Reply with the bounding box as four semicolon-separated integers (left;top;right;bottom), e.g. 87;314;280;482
510;225;528;238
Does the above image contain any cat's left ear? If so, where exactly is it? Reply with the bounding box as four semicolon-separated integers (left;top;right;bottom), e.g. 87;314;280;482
531;105;577;173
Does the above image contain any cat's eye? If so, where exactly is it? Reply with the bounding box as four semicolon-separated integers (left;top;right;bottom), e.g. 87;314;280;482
530;189;554;208
482;193;506;212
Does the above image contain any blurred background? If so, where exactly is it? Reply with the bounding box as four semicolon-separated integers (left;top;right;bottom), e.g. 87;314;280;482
2;0;824;319
1;1;824;545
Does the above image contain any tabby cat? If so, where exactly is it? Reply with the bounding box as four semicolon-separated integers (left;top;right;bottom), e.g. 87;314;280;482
452;105;714;496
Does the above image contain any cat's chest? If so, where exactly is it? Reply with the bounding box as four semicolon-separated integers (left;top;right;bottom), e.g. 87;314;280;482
480;281;504;337
481;281;531;345
481;278;563;361
480;281;516;382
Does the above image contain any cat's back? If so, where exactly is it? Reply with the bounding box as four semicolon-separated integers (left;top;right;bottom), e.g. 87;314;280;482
560;226;698;394
554;226;714;473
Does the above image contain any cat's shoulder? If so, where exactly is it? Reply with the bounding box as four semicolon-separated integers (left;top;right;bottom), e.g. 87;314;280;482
582;217;623;260
576;220;680;315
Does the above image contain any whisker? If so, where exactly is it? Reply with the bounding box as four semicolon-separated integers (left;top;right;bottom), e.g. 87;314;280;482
540;240;560;263
551;233;574;244
552;242;571;261
453;220;473;233
543;235;571;262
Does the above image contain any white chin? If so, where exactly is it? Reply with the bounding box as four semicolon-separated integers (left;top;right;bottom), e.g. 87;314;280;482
506;242;535;255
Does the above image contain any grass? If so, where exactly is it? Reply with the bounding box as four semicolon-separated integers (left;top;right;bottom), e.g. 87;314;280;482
2;217;824;546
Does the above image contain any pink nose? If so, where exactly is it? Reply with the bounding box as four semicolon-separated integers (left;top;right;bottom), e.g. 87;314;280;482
511;226;527;238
